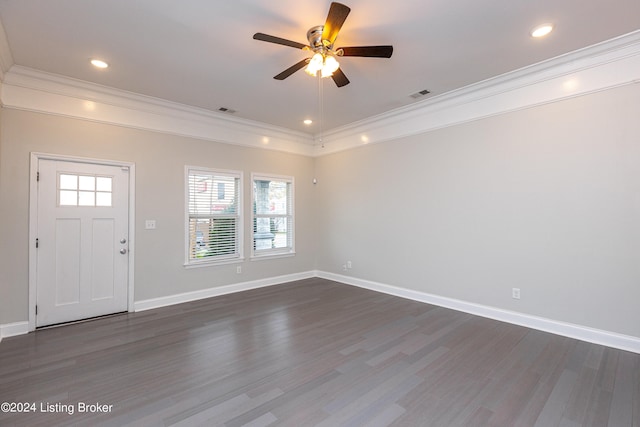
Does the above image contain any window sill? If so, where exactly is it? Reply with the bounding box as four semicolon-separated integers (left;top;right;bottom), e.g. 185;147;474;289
250;251;296;261
184;257;244;269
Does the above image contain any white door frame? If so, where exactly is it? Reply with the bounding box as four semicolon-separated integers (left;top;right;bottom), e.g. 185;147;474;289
28;152;136;331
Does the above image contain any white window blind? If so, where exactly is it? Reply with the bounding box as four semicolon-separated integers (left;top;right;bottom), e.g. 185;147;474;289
186;167;242;265
252;174;294;257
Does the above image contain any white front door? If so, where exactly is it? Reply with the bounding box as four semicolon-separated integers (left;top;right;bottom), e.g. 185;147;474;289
36;159;130;327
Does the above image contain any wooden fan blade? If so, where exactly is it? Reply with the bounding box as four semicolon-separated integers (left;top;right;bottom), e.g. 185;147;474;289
339;45;394;58
322;2;351;45
331;68;350;87
253;33;307;50
274;59;310;80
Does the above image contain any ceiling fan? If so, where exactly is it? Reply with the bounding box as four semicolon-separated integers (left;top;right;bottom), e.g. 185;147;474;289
253;2;393;87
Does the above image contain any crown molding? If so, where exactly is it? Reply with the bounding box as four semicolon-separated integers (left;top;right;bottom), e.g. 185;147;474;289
1;30;639;157
1;66;315;156
313;29;640;156
0;17;15;82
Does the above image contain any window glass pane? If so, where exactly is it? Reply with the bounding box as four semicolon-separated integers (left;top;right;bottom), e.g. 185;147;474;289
96;176;112;192
272;218;288;249
59;174;77;190
78;191;95;206
189;218;209;259
252;175;293;255
96;192;112;207
189;175;237;216
60;190;77;206
187;168;241;263
208;217;237;255
189;217;237;259
269;181;288;215
189;175;211;215
254;180;271;215
254;180;289;215
79;175;95;191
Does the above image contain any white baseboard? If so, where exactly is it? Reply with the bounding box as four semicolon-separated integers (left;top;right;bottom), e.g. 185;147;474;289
134;271;317;312
4;270;639;355
0;321;30;341
317;271;640;354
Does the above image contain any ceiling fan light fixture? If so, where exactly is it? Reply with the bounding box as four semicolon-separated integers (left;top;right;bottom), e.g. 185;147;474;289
305;52;325;76
324;55;340;73
253;2;392;87
307;52;340;78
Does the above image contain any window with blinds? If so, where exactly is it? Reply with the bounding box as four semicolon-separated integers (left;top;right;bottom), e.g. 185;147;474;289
186;167;242;265
252;174;294;257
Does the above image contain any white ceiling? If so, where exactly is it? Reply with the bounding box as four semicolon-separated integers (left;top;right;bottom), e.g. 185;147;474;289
1;0;639;135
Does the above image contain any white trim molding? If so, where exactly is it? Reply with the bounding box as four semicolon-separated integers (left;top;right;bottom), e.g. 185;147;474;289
1;66;315;156
314;29;640;156
0;322;29;341
28;152;136;332
1;31;639;157
317;271;640;355
5;269;639;355
0;18;14;81
134;271;315;312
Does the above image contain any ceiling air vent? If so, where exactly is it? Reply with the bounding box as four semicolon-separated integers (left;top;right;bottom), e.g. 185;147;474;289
218;107;237;114
409;89;431;99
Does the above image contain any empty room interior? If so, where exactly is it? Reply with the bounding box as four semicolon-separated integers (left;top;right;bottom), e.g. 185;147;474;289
1;1;639;426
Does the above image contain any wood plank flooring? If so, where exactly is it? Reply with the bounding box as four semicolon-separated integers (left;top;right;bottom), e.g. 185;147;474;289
1;278;638;426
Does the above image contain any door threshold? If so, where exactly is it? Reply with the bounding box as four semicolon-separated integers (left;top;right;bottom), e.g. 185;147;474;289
37;311;128;330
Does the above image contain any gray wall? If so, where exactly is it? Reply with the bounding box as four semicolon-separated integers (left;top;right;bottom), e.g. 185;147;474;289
315;84;640;338
2;84;639;339
0;109;317;324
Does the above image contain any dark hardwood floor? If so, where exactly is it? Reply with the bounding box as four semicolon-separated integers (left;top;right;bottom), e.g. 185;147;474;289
1;278;638;426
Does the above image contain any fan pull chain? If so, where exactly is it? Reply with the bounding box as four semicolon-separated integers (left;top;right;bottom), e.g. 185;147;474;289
318;74;324;148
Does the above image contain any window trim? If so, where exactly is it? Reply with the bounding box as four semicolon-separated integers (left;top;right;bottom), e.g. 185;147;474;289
251;172;295;260
184;166;243;267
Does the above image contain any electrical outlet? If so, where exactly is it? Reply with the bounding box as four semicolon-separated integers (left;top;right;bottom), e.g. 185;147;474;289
236;266;242;274
145;220;156;230
342;264;347;271
347;261;352;269
512;288;521;300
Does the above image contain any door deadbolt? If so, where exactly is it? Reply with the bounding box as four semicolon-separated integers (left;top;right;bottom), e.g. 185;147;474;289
120;238;127;244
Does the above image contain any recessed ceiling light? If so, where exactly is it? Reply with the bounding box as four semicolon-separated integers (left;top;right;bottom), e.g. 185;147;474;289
530;24;554;38
90;59;109;69
303;119;313;125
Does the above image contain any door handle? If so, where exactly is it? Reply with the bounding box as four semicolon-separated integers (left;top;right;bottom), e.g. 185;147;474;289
120;248;127;254
120;238;127;244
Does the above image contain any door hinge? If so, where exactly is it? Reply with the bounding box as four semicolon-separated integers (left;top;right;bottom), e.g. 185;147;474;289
37;171;40;182
36;238;39;248
35;305;38;315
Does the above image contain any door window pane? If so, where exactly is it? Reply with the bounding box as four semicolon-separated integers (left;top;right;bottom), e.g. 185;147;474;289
58;173;113;207
96;177;112;192
59;174;78;190
79;175;95;191
78;191;96;206
59;190;78;206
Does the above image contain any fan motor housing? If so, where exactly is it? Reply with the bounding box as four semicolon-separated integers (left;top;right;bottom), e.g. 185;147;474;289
307;25;326;49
